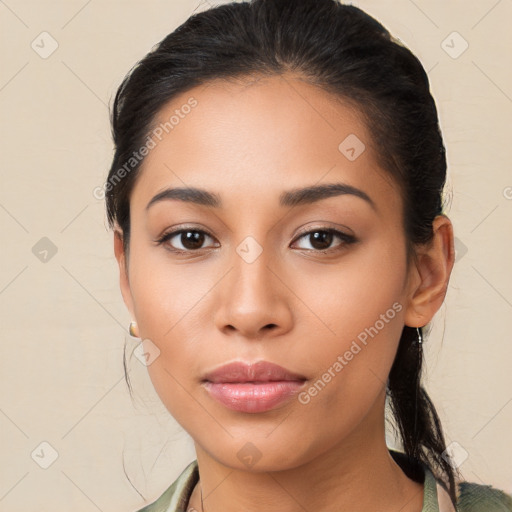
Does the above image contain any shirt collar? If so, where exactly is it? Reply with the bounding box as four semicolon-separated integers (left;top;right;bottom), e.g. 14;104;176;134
160;453;450;512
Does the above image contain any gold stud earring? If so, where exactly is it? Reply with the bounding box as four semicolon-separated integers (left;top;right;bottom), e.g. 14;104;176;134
129;321;139;338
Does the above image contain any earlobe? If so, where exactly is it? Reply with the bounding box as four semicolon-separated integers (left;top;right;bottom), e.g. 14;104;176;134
113;230;137;322
404;215;455;328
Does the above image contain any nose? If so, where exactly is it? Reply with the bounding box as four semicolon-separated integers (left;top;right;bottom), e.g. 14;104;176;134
213;248;294;340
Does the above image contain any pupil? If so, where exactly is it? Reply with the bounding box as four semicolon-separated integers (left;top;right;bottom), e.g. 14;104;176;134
311;231;332;250
182;231;204;249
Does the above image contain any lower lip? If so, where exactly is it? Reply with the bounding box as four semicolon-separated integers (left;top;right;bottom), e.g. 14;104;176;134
203;381;305;413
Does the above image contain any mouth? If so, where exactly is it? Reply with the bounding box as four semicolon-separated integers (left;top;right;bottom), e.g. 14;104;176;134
201;360;307;413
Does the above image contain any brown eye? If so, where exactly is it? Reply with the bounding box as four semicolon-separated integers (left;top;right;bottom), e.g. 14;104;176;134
308;231;334;250
156;229;216;252
179;231;207;250
292;228;357;252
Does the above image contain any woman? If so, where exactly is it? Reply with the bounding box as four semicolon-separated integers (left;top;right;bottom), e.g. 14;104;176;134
104;0;512;510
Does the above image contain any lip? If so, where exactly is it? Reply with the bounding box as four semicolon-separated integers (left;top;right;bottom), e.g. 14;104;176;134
202;360;307;413
202;360;307;383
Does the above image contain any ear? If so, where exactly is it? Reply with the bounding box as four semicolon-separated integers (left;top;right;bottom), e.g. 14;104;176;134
114;229;137;324
403;214;455;328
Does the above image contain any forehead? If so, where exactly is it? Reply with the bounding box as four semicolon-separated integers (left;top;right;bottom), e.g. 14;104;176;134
130;73;399;215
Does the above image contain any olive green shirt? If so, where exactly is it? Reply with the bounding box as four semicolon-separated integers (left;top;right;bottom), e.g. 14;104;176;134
134;450;512;512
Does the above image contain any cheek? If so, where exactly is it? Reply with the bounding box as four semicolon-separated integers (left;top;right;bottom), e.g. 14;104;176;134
297;295;404;411
127;236;212;342
293;236;407;408
125;247;202;391
295;233;407;343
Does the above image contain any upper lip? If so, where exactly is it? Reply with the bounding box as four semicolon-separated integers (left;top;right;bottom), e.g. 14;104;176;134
202;360;307;383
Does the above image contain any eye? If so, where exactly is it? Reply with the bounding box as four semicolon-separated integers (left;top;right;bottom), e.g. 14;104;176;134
155;228;217;252
155;226;357;254
291;228;357;252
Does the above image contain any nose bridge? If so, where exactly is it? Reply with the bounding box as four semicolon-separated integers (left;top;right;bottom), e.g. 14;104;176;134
214;236;293;337
230;239;278;309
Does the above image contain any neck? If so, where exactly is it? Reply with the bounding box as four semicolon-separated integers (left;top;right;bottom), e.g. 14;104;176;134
189;392;424;512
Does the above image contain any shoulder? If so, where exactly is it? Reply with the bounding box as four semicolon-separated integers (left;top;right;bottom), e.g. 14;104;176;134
389;449;512;512
133;460;199;512
455;480;512;511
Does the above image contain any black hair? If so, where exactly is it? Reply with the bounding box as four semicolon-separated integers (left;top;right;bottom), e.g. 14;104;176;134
105;0;459;504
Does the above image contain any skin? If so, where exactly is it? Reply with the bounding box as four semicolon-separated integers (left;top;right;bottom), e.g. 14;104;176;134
114;73;455;512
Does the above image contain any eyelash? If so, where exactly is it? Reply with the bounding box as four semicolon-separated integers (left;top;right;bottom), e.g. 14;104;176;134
154;226;357;254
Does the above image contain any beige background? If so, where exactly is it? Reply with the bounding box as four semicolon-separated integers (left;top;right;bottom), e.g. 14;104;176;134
0;0;511;510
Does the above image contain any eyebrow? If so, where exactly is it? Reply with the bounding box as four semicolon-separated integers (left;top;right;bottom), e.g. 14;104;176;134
145;183;376;212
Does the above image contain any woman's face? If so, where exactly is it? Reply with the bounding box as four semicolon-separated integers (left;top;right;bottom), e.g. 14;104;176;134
117;74;423;470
